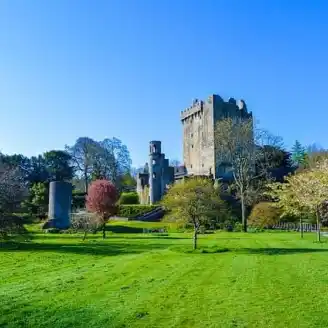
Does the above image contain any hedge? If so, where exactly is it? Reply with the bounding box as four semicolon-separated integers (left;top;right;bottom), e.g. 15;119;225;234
119;192;139;205
117;205;159;218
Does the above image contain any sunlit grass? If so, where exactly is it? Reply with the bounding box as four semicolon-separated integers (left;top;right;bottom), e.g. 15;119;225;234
1;222;328;328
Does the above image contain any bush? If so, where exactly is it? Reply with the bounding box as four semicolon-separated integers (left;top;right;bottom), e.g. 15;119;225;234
233;222;243;232
119;192;139;205
117;205;158;218
72;192;86;210
0;213;29;239
248;202;282;229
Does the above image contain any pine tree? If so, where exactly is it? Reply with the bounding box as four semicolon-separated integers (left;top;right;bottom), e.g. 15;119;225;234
291;140;306;167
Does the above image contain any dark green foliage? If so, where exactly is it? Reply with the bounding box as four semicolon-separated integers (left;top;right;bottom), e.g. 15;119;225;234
21;182;48;218
119;173;137;188
43;150;74;182
0;214;29;239
119;192;139;205
256;146;294;182
72;191;86;210
117;205;159;218
291;140;307;167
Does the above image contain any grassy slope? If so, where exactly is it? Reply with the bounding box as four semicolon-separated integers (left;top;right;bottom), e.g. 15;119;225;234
2;223;328;328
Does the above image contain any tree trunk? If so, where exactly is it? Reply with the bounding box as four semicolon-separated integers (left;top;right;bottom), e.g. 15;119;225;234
193;228;198;250
83;231;87;241
102;223;106;239
84;170;88;193
316;208;321;243
300;217;303;239
241;193;247;232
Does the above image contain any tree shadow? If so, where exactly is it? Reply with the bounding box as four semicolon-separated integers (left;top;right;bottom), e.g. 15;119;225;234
236;247;328;255
0;240;171;256
28;231;190;241
106;225;144;233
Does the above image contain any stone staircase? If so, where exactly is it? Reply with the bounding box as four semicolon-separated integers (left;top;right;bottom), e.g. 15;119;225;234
133;207;165;222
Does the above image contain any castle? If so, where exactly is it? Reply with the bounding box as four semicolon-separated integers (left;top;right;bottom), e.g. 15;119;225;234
137;94;252;204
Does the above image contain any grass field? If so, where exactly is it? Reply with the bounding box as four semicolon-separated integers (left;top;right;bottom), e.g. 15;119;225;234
2;221;328;328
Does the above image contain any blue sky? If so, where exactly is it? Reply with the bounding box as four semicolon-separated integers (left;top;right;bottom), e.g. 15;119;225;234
1;0;327;167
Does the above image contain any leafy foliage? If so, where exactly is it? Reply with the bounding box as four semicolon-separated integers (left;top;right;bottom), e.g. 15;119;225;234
119;192;139;205
43;150;74;182
267;160;328;241
22;182;48;218
248;202;282;228
0;161;28;238
162;178;227;249
291;140;307;167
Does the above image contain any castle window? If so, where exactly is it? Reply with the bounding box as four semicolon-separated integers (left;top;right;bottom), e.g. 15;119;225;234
152;160;156;165
190;164;193;169
202;164;204;167
153;173;156;179
191;133;193;138
191;145;194;148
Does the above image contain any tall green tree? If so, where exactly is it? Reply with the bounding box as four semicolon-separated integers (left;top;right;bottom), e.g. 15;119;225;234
291;140;307;167
43;150;74;182
162;178;227;250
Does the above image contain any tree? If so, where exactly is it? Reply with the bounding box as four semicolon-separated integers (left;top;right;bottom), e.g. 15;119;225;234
248;202;282;229
0;162;27;237
162;178;227;250
28;155;49;185
94;138;132;188
66;137;100;193
303;146;328;170
119;172;137;189
86;179;118;238
291;140;307;167
214;117;283;232
22;182;49;218
267;160;328;242
256;146;293;182
71;212;102;241
43;150;74;182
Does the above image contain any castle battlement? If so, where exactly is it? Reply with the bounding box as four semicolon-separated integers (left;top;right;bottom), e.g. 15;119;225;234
180;94;251;122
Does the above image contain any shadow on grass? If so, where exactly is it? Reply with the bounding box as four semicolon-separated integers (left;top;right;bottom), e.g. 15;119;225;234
170;246;328;255
106;225;144;233
237;247;328;255
28;233;190;241
0;240;171;256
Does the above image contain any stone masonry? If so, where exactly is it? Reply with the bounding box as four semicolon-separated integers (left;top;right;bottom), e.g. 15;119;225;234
180;94;252;179
136;141;174;204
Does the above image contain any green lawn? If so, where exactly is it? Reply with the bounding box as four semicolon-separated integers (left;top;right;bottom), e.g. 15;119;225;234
1;222;328;328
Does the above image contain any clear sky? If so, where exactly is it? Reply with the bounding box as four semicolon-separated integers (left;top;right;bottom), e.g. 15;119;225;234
1;0;327;167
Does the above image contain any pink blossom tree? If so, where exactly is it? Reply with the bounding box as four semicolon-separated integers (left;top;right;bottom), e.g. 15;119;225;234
86;179;118;238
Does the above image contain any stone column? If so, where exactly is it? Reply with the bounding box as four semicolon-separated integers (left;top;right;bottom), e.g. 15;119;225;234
48;181;72;229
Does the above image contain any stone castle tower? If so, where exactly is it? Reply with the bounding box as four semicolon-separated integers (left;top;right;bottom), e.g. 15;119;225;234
180;94;252;179
136;141;174;204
